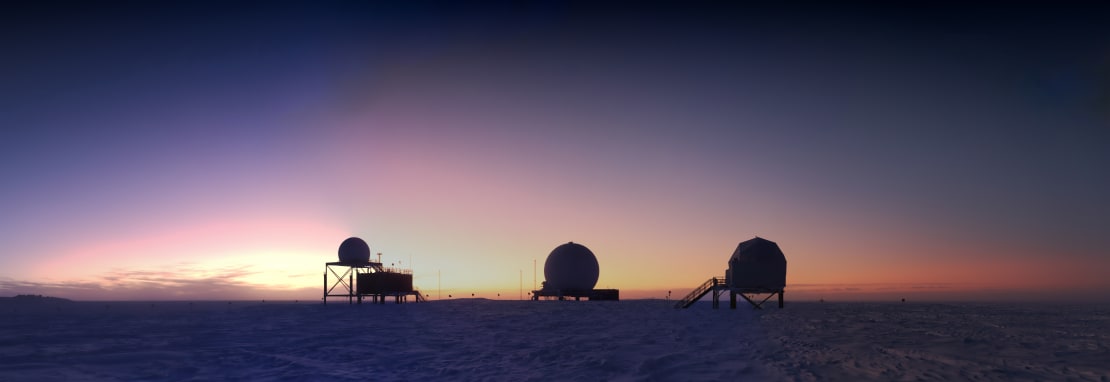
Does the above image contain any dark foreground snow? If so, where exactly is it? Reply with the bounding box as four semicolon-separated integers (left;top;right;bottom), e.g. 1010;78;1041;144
1;299;1108;381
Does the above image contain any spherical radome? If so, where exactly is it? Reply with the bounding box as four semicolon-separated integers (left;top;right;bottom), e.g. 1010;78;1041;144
338;237;371;263
543;242;599;291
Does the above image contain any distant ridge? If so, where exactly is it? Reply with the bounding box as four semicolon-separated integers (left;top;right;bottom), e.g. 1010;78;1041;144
0;294;73;305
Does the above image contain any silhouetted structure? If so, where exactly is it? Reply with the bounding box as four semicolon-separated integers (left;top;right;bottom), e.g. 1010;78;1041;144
531;242;619;301
675;237;787;309
357;271;413;295
324;237;425;304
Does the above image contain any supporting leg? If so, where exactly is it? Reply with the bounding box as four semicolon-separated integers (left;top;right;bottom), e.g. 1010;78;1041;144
779;291;784;308
730;291;736;309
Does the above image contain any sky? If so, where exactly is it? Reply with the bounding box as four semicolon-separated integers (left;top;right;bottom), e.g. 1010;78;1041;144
2;1;1108;301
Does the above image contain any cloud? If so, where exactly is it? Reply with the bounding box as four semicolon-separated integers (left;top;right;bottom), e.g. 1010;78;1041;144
0;263;316;301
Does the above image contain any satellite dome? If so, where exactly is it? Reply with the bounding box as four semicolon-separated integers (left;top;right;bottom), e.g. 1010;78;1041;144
338;237;371;263
543;242;599;291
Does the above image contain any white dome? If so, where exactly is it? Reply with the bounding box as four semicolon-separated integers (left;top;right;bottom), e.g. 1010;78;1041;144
543;242;599;291
338;237;371;263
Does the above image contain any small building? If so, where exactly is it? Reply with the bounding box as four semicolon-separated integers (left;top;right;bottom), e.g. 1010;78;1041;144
726;237;787;291
531;242;619;301
324;237;425;304
356;271;413;295
674;236;787;309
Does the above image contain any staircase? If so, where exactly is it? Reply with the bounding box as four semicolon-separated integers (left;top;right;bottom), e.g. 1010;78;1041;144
413;290;427;302
674;277;725;309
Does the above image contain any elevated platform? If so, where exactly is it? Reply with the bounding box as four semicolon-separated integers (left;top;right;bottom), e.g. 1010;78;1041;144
531;288;619;301
324;261;426;304
674;277;783;309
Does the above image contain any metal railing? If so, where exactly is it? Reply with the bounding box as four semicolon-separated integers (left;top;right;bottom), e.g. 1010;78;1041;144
674;276;725;309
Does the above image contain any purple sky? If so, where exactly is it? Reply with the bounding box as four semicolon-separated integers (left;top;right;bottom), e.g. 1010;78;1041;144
2;2;1108;300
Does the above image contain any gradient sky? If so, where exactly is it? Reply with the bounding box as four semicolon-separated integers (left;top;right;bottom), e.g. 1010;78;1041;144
2;1;1108;301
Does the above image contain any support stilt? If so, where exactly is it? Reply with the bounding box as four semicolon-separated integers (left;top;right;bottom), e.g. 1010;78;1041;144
674;278;784;310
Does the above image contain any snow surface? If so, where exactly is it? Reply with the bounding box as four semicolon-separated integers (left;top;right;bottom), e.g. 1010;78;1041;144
1;299;1108;381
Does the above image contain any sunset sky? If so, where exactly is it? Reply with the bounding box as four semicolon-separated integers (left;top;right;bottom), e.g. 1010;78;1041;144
2;2;1108;301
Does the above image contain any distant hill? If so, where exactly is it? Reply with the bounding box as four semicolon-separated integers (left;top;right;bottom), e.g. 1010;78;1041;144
0;295;73;305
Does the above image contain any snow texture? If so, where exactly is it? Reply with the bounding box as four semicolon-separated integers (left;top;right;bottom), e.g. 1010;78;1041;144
1;300;1108;381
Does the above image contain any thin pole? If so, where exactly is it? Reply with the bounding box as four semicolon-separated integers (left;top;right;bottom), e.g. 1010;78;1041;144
519;270;522;300
533;259;536;291
438;270;441;300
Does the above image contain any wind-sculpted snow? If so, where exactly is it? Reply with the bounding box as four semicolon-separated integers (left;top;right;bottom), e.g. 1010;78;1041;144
757;302;1110;381
1;300;1108;381
0;299;767;381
